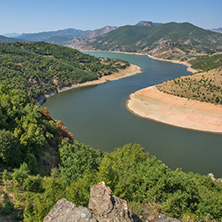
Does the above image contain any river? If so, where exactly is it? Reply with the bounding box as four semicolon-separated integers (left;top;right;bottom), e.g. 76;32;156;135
45;52;222;177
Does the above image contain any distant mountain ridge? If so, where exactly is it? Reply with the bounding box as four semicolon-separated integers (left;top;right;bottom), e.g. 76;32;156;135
16;26;117;46
0;35;23;43
68;22;222;60
211;27;222;33
17;28;91;44
2;32;20;38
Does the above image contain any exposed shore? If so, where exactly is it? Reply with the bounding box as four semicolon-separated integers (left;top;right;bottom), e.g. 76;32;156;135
37;64;141;105
147;55;200;74
127;86;222;133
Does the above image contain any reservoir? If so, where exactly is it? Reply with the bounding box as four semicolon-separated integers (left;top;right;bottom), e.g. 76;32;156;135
45;52;222;177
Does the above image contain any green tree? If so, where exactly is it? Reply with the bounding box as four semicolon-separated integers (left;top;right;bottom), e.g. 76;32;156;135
0;129;21;166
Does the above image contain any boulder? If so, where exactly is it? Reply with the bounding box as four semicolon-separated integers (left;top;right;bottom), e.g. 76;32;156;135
43;198;96;222
88;182;133;222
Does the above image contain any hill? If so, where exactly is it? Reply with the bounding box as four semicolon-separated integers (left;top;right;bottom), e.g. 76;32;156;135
69;22;222;60
0;42;129;101
157;53;222;104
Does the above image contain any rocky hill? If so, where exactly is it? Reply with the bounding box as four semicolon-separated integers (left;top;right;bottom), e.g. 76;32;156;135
68;22;222;60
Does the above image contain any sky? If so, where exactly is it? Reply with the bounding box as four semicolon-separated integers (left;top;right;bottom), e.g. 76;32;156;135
0;0;221;35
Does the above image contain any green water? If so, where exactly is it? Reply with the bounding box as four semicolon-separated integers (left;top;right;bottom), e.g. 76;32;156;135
45;52;222;177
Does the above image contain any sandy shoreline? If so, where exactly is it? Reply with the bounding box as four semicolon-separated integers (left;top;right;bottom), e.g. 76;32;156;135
37;64;141;105
127;86;222;133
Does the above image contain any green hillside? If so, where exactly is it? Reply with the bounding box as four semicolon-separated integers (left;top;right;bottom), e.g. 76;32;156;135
79;22;222;59
0;42;129;101
1;89;222;221
157;53;222;104
91;25;155;52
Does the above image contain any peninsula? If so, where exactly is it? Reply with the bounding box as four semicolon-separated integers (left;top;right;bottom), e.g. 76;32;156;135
127;53;222;133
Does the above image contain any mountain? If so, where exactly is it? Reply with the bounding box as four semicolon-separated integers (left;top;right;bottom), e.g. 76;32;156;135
66;26;117;49
2;32;20;38
0;35;22;43
73;22;222;60
68;26;117;43
17;28;91;45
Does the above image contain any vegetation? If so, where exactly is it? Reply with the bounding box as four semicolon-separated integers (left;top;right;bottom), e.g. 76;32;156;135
0;86;222;221
0;85;73;175
191;53;222;71
77;22;222;59
0;42;129;101
157;54;222;104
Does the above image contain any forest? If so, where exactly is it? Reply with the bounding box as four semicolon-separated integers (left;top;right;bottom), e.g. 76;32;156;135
1;85;222;222
0;42;129;101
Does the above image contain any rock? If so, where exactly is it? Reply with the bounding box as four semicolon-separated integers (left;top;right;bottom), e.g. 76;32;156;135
88;182;133;222
146;214;181;222
209;173;222;183
43;198;96;222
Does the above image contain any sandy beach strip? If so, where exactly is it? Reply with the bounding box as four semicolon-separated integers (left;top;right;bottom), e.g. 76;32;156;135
38;64;141;105
127;86;222;133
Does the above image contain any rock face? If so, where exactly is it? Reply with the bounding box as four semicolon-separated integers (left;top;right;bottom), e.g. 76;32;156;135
43;198;97;222
88;182;133;222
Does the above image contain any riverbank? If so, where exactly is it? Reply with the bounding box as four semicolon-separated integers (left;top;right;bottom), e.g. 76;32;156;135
147;55;200;74
83;50;199;73
127;86;222;133
37;64;141;105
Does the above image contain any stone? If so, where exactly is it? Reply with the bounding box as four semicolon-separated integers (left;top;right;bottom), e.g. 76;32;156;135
43;198;97;222
88;182;133;222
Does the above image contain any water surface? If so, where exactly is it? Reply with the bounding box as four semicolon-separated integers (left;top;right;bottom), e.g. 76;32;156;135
45;52;222;177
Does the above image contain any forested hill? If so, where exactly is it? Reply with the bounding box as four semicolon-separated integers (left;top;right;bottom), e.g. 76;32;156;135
70;22;222;60
0;42;129;101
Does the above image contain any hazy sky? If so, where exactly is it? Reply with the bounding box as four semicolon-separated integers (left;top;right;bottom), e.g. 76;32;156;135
0;0;221;34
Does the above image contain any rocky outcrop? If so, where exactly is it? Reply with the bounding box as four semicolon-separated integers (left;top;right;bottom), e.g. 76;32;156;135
43;182;132;222
88;182;132;222
44;182;181;222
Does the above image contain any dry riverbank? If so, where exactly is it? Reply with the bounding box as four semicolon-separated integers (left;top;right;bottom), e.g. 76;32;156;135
127;86;222;133
37;64;141;105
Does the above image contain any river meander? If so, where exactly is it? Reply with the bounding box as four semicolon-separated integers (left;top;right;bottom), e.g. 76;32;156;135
45;52;222;177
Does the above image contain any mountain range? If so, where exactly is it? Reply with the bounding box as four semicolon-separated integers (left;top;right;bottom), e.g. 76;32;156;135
68;22;222;60
1;21;222;60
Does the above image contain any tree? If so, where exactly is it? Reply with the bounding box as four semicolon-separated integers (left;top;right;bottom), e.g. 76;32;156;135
0;129;21;166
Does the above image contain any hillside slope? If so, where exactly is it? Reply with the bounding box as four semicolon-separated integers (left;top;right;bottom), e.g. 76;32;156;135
0;42;129;101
